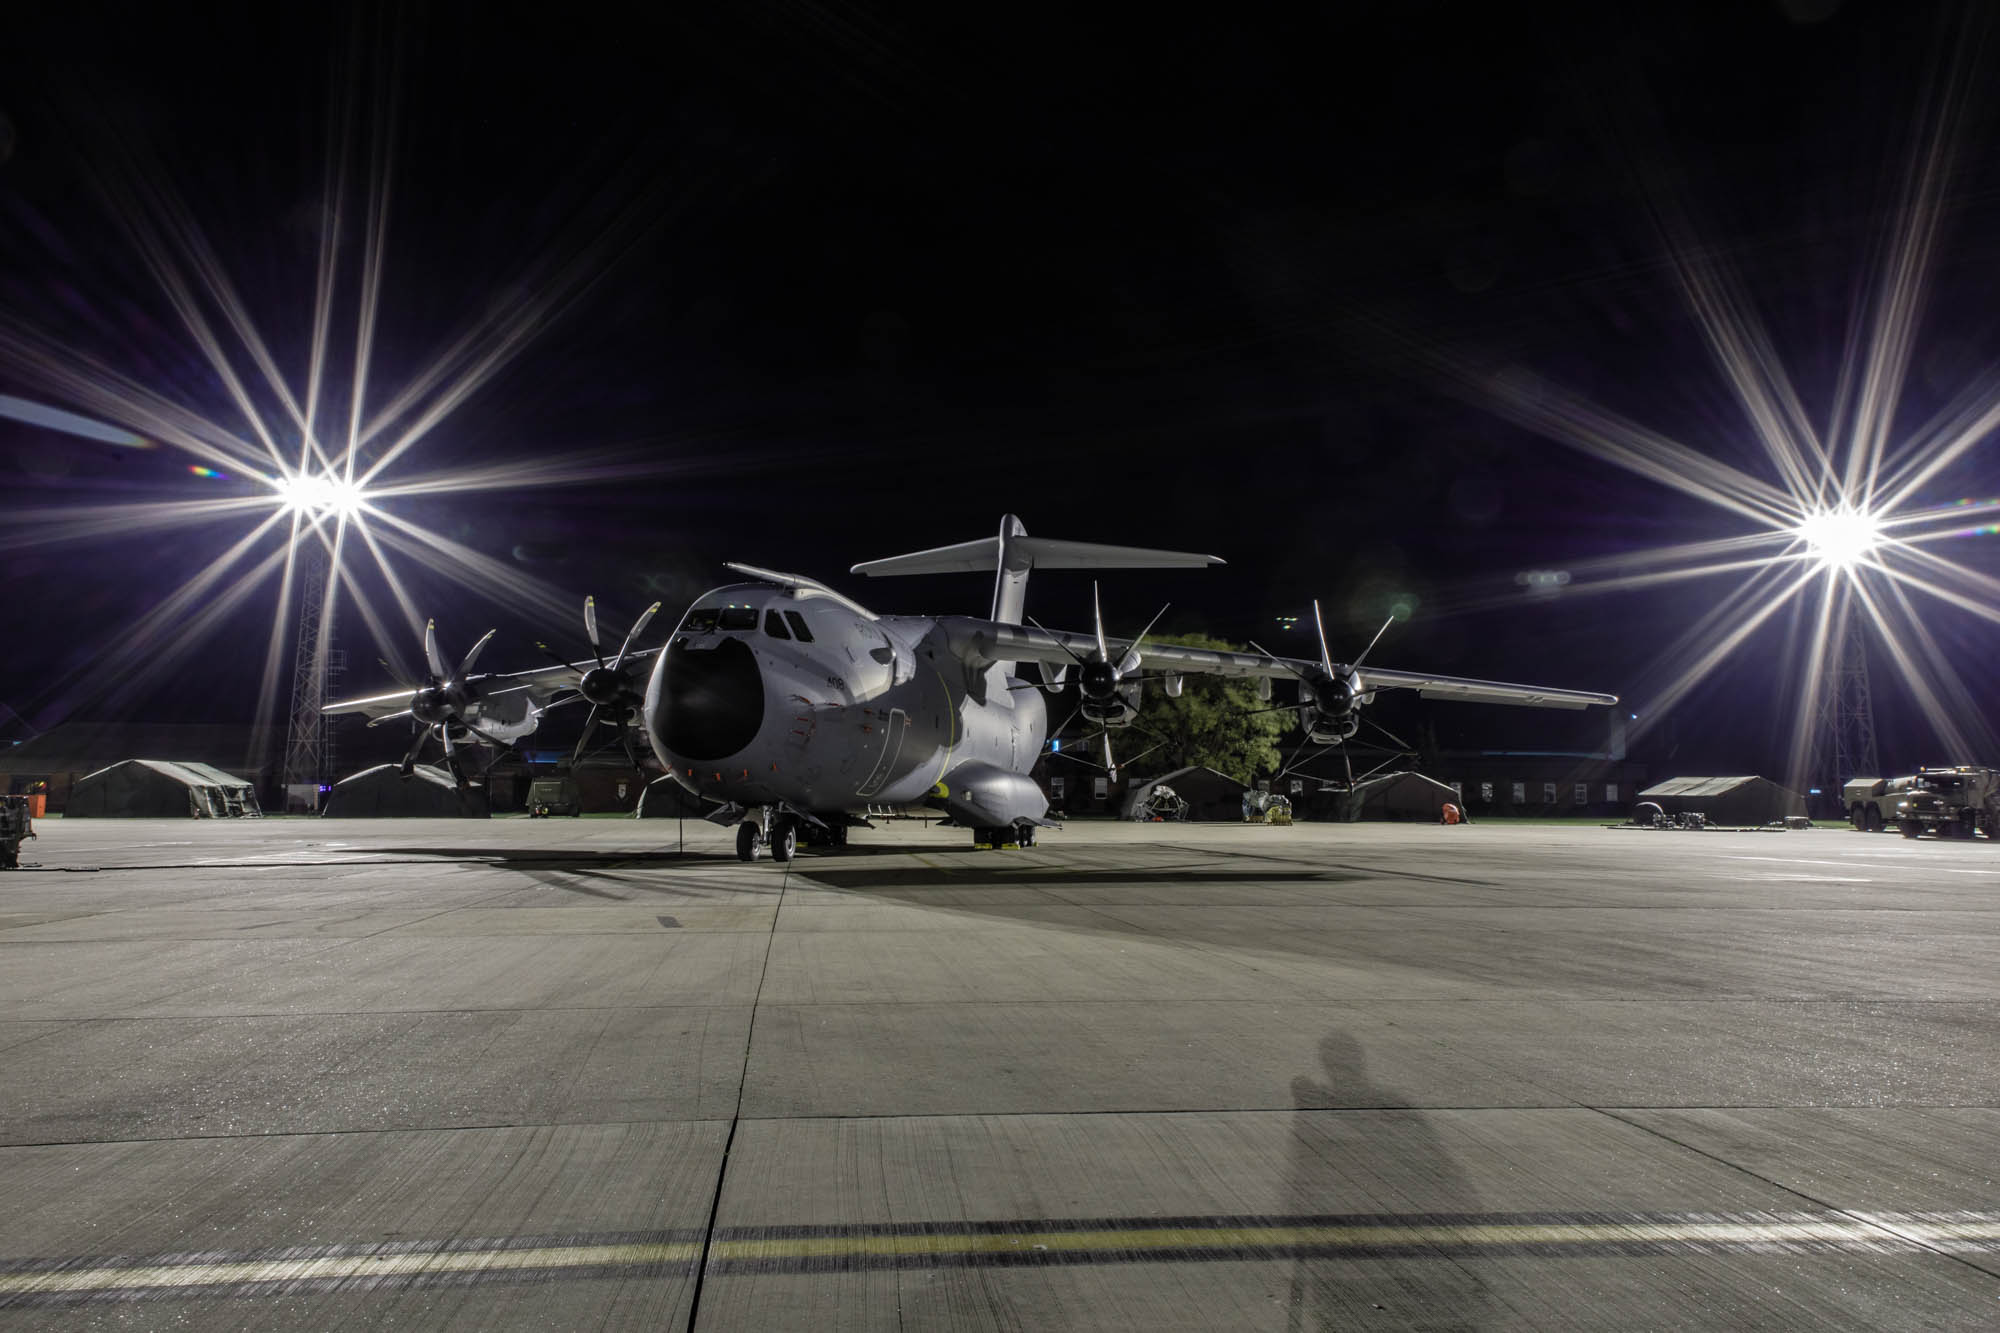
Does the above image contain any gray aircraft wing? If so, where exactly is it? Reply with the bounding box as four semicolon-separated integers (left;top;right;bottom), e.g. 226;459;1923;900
322;688;421;722
940;619;1617;709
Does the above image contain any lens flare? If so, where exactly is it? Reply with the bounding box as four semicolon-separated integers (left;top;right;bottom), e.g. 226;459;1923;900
1796;507;1883;572
273;471;366;519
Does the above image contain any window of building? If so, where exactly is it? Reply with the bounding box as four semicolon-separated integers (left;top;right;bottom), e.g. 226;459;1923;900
1049;776;1065;799
1542;781;1557;804
1511;782;1525;803
783;610;814;642
1092;777;1109;799
763;609;791;640
1574;782;1588;804
1605;783;1619;802
1480;781;1494;803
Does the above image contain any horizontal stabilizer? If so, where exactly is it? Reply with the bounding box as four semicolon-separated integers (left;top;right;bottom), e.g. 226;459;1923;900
852;535;1223;577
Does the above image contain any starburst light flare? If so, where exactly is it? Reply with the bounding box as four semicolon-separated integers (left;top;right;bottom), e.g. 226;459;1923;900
1396;9;2000;788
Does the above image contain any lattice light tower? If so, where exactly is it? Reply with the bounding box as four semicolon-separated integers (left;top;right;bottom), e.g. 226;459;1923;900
1809;611;1879;812
279;542;343;811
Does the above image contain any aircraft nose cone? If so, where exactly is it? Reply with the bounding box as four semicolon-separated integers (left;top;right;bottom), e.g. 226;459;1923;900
655;636;765;761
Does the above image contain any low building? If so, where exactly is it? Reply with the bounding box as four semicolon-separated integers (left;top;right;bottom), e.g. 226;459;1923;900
1427;752;1650;819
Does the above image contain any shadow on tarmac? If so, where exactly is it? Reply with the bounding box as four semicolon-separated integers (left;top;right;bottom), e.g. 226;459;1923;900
1286;1033;1493;1330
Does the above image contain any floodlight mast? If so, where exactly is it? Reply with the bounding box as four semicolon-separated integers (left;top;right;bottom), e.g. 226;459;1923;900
279;541;342;811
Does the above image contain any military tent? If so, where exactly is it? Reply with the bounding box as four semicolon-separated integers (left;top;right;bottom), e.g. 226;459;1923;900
1117;766;1250;822
1329;771;1459;822
64;759;262;818
1638;776;1805;826
321;764;488;817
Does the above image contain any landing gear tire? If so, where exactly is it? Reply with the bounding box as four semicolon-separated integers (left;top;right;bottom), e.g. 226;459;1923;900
736;823;761;861
1899;820;1923;840
770;819;798;864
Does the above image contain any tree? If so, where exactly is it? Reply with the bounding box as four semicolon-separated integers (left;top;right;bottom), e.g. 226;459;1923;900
1079;632;1290;783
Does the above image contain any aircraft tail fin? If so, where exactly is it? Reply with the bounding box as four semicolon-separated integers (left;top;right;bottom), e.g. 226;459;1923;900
850;515;1222;625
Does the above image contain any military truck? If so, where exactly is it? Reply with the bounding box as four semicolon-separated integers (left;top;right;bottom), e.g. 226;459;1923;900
526;776;583;817
1844;775;1917;832
1890;766;2000;841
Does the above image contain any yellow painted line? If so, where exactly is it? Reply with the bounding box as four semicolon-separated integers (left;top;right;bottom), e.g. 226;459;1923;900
6;1215;1998;1299
0;1241;700;1298
711;1218;1939;1260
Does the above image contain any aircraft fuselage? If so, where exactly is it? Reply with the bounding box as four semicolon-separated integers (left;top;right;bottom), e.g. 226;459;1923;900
642;584;1047;820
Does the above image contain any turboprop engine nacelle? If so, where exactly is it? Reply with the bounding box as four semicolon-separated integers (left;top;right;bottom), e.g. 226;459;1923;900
1301;671;1361;744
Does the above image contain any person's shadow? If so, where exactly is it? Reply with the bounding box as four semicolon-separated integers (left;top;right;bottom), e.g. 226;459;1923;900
1284;1034;1495;1331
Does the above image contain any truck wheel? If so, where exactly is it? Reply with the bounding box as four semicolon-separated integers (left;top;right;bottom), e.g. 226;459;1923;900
1867;806;1884;832
1898;821;1923;839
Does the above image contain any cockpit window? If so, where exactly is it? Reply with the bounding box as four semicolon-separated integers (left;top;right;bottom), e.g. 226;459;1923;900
784;610;814;642
764;608;792;640
682;609;720;633
718;606;759;631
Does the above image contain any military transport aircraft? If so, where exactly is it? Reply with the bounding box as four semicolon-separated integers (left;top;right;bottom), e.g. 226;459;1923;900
328;516;1618;862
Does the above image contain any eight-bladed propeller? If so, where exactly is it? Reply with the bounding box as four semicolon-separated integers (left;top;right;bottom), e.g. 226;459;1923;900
1034;582;1170;779
535;595;661;771
1249;600;1397;746
380;619;509;788
1248;601;1403;786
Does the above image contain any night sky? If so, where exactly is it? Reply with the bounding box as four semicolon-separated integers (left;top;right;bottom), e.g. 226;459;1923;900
2;1;1996;776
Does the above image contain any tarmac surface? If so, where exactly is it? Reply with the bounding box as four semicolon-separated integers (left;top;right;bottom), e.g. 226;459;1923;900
2;814;1998;1330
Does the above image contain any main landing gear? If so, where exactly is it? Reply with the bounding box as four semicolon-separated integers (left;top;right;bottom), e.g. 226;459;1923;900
736;810;797;863
972;822;1036;850
735;807;846;862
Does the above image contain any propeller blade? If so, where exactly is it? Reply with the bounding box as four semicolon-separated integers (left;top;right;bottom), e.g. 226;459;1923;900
611;601;662;672
1246;639;1304;679
584;595;605;668
1117;602;1170;676
1311;600;1336;678
458;628;497;678
1025;616;1088;667
399;726;430;778
423;619;448;681
1349;614;1397;672
1101;730;1115;773
534;640;580;674
1092;582;1110;663
440;728;472;791
571;704;602;765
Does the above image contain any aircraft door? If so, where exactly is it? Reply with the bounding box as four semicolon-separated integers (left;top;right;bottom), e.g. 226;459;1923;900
856;707;909;798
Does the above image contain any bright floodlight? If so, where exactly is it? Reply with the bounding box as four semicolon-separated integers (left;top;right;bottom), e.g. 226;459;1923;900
1797;506;1882;571
274;471;365;518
